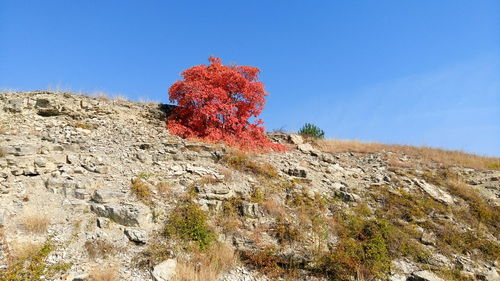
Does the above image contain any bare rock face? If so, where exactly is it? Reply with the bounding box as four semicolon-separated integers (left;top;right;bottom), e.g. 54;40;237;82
413;178;454;205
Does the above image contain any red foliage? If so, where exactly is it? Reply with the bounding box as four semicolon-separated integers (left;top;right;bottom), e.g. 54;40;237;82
167;57;286;152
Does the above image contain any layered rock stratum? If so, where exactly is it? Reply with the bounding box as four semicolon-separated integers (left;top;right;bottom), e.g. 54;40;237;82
0;91;498;281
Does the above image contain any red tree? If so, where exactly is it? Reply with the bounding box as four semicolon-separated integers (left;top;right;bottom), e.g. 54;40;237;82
167;57;285;152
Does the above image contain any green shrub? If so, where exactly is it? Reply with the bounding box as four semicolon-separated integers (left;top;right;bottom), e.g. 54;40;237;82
164;201;216;250
316;214;393;280
298;123;325;139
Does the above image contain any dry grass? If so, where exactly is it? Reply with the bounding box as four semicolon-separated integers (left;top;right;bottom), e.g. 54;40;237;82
223;150;279;178
89;265;118;281
10;241;42;262
131;179;152;202
446;178;500;231
199;175;222;185
20;213;50;234
261;197;287;218
219;167;234;182
74;122;97;130
156;182;173;196
173;243;238;281
84;238;118;260
91;91;110;101
216;216;242;235
316;139;500;170
112;95;128;102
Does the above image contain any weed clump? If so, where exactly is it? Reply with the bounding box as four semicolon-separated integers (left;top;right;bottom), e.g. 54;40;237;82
130;179;152;203
20;213;50;234
223;150;278;179
84;238;117;260
74;122;96;130
164;201;216;250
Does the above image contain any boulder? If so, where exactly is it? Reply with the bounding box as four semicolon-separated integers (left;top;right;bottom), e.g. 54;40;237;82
409;271;445;281
297;143;319;156
420;232;436;246
477;267;500;281
288;134;304;145
13;145;38;156
288;166;307;178
45;177;77;194
124;227;148;244
152;259;177;281
241;203;264;218
413;179;453;205
4;98;25;113
35;98;51;108
91;189;125;203
90;202;152;227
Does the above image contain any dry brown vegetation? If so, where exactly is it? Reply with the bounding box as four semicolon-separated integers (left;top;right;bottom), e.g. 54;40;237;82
315;139;500;170
155;182;173;196
74;122;97;130
130;178;152;204
20;213;50;234
10;242;43;262
173;243;238;281
223;149;278;178
84;238;118;260
218;167;235;182
89;265;118;281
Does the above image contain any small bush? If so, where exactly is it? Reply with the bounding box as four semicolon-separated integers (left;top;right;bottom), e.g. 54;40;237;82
164;201;216;250
298;123;325;139
434;223;500;261
315;214;393;281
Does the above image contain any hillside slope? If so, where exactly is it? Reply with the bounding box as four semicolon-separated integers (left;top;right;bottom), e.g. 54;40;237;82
0;91;499;281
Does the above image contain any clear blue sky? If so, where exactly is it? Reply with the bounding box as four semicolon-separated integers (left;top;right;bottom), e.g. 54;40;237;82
1;0;499;156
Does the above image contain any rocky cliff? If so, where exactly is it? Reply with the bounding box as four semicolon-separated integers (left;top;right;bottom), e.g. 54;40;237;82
0;91;498;281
